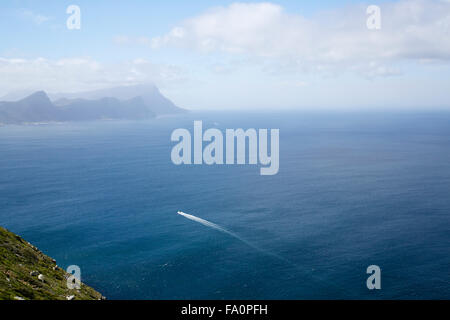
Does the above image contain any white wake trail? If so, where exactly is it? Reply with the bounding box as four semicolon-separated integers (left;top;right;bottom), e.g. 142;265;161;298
177;211;295;266
177;211;358;297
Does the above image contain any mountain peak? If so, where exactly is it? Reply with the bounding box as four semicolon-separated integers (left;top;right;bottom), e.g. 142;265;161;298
21;91;51;104
49;84;186;115
29;90;48;97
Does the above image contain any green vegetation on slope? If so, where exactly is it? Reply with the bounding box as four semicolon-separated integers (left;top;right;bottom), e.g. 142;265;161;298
0;226;102;300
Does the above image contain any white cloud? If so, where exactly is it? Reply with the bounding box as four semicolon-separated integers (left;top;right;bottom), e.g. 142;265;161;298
113;35;152;46
151;1;450;77
0;57;187;96
20;10;50;25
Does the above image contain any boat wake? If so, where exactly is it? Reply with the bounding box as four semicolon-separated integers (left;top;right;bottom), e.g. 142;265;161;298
177;211;295;266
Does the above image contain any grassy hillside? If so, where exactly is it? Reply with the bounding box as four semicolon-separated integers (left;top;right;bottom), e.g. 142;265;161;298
0;226;102;300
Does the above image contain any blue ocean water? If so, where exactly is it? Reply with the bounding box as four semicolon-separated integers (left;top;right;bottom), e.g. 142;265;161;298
0;112;449;299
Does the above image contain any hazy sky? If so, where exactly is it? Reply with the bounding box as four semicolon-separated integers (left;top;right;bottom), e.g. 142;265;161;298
1;0;450;110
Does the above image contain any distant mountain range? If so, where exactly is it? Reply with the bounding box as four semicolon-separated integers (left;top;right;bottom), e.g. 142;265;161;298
0;84;186;124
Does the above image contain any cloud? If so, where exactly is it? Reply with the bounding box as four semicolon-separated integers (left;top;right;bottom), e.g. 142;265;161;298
151;0;450;77
19;10;50;25
0;57;187;96
113;35;152;46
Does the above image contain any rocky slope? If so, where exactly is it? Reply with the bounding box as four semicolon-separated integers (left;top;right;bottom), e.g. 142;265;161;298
0;226;102;300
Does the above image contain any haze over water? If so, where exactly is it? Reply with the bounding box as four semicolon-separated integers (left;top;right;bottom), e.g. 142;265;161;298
1;111;449;299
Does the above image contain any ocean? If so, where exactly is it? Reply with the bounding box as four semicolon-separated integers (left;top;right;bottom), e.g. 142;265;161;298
0;111;449;299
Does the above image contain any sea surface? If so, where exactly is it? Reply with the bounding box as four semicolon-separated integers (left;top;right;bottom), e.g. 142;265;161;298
0;111;449;299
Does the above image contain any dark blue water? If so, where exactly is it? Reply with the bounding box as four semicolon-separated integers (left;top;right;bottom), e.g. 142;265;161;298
1;112;449;299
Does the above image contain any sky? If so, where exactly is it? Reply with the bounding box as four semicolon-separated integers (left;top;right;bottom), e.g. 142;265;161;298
1;0;450;110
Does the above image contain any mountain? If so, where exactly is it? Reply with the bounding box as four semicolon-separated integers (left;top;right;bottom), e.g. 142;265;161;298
55;96;155;121
50;84;186;115
0;91;59;123
0;85;186;124
0;89;37;102
0;226;103;300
